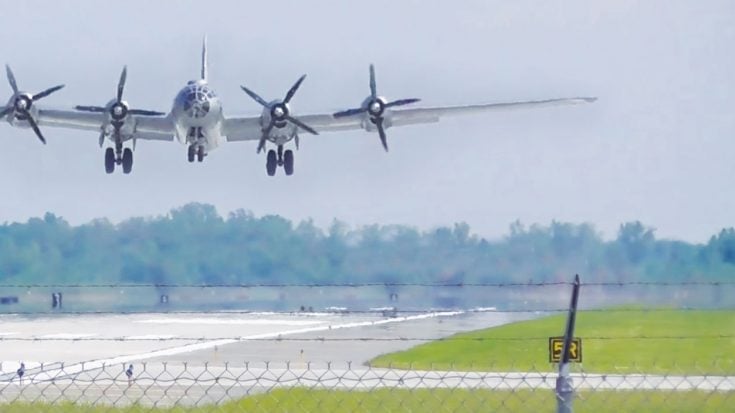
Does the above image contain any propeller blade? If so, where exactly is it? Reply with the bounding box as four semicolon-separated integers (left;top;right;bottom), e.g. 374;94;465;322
33;84;65;100
117;66;127;102
128;109;165;116
240;85;269;108
25;114;46;144
283;74;306;104
369;64;377;99
286;115;318;135
295;135;300;150
98;128;106;148
385;98;421;108
332;107;366;118
375;117;388;152
5;65;18;94
0;106;12;118
257;122;274;153
74;105;107;113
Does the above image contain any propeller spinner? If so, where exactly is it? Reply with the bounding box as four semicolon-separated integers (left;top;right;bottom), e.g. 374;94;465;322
333;64;420;152
240;74;318;154
0;65;65;144
75;66;164;147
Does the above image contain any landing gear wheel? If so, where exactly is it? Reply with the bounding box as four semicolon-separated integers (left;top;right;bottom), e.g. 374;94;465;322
197;146;205;162
266;150;277;176
284;150;294;176
104;148;115;174
187;145;195;163
122;148;133;174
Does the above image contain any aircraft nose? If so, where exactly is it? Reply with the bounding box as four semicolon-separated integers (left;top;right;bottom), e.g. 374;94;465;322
184;92;211;118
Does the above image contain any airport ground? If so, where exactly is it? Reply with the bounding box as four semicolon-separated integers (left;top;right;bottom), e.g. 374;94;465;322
1;310;732;410
0;309;529;372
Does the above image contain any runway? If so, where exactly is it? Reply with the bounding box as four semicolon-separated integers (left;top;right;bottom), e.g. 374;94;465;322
0;309;530;374
2;310;731;407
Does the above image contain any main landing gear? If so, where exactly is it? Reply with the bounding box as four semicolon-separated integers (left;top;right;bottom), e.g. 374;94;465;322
187;144;205;163
266;145;294;176
104;141;133;174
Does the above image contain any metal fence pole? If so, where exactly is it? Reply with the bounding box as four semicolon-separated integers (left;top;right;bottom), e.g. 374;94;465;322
556;274;580;413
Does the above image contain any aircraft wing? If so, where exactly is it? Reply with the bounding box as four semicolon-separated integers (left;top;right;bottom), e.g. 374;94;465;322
222;116;262;142
34;108;175;141
133;115;176;140
384;97;597;127
223;97;596;139
223;114;363;141
37;109;107;132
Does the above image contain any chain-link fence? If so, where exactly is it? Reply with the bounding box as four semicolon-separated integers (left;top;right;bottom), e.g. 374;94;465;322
1;280;733;412
0;361;733;412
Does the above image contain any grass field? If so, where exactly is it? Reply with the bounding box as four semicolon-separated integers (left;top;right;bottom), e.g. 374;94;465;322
370;310;735;374
2;389;733;413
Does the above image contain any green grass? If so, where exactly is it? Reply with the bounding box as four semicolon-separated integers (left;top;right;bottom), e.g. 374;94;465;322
370;310;735;374
3;389;734;413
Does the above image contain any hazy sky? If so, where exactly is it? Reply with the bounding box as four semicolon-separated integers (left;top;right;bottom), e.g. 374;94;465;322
0;0;733;242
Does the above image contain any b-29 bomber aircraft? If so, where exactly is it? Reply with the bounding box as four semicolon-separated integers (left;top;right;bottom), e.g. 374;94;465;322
0;38;596;176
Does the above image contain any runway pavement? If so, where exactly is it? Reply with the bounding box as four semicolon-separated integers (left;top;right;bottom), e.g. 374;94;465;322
0;309;530;372
3;310;731;407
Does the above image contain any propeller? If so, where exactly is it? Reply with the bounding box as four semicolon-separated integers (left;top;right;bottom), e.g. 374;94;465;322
75;66;164;147
0;65;65;144
240;74;318;154
333;64;420;152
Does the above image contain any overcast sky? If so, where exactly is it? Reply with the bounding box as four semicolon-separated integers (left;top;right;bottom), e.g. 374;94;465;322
0;0;733;242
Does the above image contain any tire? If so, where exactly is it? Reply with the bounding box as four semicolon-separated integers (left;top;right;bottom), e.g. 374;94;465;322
122;148;133;174
197;146;205;162
266;150;277;176
104;148;115;174
187;145;195;163
284;150;294;176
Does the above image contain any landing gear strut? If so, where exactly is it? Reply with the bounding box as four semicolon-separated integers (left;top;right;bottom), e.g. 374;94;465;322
265;145;294;176
104;140;133;174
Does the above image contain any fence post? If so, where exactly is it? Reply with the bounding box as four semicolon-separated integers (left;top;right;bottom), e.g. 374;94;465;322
556;274;580;413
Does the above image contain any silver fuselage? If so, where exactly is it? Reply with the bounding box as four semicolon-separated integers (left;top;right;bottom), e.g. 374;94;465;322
171;80;224;152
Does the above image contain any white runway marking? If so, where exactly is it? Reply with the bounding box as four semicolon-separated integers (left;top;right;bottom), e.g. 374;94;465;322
24;311;465;382
138;318;324;326
39;333;97;339
0;332;19;336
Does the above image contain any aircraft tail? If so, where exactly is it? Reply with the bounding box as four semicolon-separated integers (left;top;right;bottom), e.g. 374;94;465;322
201;35;208;81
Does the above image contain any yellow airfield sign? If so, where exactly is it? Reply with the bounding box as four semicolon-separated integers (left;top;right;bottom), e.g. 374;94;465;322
549;337;583;363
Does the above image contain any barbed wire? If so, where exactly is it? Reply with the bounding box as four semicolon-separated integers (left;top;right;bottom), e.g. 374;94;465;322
0;334;732;342
1;307;733;316
1;280;733;289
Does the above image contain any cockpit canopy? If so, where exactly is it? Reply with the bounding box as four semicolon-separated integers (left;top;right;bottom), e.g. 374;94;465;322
178;82;217;118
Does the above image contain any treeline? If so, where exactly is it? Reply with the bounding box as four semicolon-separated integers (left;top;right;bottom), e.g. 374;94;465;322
0;203;733;285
